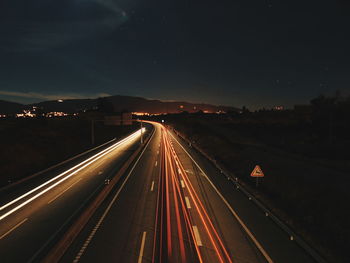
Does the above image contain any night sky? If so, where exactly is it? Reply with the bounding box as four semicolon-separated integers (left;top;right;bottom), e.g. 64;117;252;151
0;0;349;109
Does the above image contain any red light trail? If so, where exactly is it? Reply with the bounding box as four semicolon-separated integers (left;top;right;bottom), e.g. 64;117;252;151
152;124;233;262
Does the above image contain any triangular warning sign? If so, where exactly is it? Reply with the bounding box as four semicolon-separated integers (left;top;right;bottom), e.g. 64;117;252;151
251;165;264;177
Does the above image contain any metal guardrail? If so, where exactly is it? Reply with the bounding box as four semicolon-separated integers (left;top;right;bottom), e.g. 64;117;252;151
42;128;154;263
171;127;327;263
0;138;117;193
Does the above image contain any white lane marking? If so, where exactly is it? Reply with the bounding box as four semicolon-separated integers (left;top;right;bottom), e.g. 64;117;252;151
0;135;136;221
180;180;185;188
155;161;158;167
48;178;82;204
0;130;142;212
0;218;28;240
72;128;156;263
192;226;202;246
138;231;147;263
170;132;274;263
0;129;144;220
150;181;155;192
185;196;191;209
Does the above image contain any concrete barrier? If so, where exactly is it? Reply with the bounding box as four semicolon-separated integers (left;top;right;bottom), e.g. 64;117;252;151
42;130;153;263
0;138;117;192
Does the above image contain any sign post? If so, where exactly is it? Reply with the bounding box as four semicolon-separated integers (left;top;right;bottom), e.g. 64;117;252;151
140;120;143;144
250;165;264;187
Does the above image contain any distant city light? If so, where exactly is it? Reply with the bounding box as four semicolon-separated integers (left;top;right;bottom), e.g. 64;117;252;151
273;106;284;111
45;112;68;117
132;112;150;116
14;107;71;118
16;110;36;118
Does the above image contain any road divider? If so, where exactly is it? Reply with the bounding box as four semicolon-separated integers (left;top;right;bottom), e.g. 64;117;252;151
0;138;117;192
42;127;154;263
0;129;145;221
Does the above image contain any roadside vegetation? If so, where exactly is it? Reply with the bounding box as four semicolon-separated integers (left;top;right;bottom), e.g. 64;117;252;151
151;95;350;263
0;117;138;188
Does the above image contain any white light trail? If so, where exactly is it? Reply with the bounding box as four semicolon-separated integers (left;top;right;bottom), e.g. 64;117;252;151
0;128;145;221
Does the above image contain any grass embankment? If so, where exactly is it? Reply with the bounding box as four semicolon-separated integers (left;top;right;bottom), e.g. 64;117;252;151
0;117;139;188
155;112;349;263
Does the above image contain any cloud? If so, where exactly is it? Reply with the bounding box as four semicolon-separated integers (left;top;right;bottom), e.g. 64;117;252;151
1;0;128;52
0;90;111;101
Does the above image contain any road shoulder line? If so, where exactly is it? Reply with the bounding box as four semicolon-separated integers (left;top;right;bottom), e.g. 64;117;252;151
170;132;274;263
0;218;28;240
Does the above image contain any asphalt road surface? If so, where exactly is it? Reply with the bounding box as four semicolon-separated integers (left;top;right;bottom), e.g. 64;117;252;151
60;122;318;263
0;127;149;263
0;121;319;263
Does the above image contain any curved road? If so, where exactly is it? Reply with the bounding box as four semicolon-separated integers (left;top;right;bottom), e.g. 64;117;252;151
0;122;319;263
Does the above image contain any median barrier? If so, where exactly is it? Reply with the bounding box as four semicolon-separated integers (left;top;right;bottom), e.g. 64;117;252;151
0;138;117;192
42;129;154;263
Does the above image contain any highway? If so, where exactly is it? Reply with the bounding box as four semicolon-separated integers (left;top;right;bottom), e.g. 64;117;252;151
0;126;149;262
59;122;319;263
0;121;320;263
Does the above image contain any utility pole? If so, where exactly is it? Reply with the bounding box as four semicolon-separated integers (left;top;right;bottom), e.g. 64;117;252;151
140;120;143;144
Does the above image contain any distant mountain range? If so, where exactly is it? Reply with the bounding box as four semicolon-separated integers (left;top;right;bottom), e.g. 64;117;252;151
0;100;25;114
0;95;239;115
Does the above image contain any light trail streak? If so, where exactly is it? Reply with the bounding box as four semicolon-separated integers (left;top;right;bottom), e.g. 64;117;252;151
47;178;82;204
176;182;204;263
165;129;233;263
163;128;203;262
0;128;145;221
71;127;155;263
0;218;28;240
165;139;186;262
164;134;172;259
179;164;231;261
180;169;226;263
152;130;166;263
168;130;274;263
149;122;231;262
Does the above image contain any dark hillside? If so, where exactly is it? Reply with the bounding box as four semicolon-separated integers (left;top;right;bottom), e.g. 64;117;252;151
0;100;24;114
